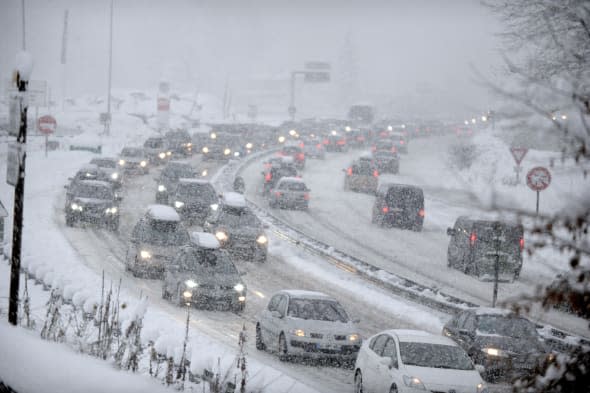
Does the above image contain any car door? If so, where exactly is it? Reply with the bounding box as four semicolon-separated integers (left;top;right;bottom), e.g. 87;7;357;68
364;334;389;392
272;295;289;350
260;295;282;350
376;337;400;393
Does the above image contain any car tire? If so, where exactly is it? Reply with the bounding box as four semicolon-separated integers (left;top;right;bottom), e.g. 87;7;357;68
65;214;75;227
234;302;245;313
389;384;398;393
278;333;289;362
354;370;363;393
162;284;171;300
255;324;266;351
108;218;119;232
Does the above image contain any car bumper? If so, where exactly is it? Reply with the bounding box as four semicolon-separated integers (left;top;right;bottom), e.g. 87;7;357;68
68;210;118;224
288;338;360;359
186;289;246;309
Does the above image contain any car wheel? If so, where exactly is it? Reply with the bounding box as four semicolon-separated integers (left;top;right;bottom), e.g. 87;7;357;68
162;284;171;300
255;324;266;351
354;370;363;393
108;218;119;232
389;384;398;393
278;333;289;361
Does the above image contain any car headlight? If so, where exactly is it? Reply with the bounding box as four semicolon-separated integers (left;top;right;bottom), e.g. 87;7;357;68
158;184;166;192
477;382;488;393
224;148;231;155
348;334;360;342
140;160;147;167
215;231;228;242
186;142;192;147
185;279;198;288
246;143;253;149
234;151;240;157
210;203;219;211
140;250;151;259
482;347;508;357
202;147;209;153
403;376;425;390
110;172;119;180
158;152;166;159
166;151;172;156
71;203;82;211
210;133;217;139
105;207;118;214
118;159;125;166
183;290;192;299
292;329;305;337
256;235;268;245
234;283;244;292
174;201;185;209
201;169;208;177
238;295;246;302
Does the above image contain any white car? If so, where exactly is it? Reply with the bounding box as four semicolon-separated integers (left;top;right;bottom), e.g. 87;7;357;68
354;329;487;393
255;290;361;364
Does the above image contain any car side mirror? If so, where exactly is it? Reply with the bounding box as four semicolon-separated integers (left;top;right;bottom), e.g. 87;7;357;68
446;228;454;236
475;364;485;374
270;310;283;319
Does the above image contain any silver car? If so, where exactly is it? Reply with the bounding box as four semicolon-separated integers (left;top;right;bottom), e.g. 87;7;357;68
255;290;361;364
162;232;246;312
268;177;310;210
126;205;190;278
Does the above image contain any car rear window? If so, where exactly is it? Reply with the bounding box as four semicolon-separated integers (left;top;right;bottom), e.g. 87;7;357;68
386;187;423;207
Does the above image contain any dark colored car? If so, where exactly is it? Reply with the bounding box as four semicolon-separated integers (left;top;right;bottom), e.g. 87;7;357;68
442;308;549;382
70;164;112;185
201;132;242;161
371;150;399;174
162;232;246;311
279;145;306;169
343;157;379;194
446;217;524;281
372;183;424;231
344;127;368;148
64;180;120;231
89;158;124;189
143;136;171;165
262;160;299;195
155;161;197;204
165;130;193;157
203;192;268;262
324;133;349;152
119;147;149;175
268;177;310;210
172;179;219;225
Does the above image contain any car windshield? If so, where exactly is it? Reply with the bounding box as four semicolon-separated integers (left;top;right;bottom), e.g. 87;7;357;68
164;166;194;179
282;146;300;154
353;163;374;176
287;298;349;322
145;139;164;148
139;221;189;246
374;152;396;160
219;210;261;227
74;184;113;200
399;342;474;370
176;184;217;202
182;249;238;275
476;315;539;338
386;188;423;208
121;148;143;157
90;159;116;168
281;182;307;191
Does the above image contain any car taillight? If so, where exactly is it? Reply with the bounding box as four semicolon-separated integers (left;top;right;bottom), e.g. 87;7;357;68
316;143;322;148
337;140;346;145
470;232;477;246
347;167;353;176
304;193;310;201
418;209;425;217
373;170;379;177
275;191;282;197
265;173;272;182
519;237;524;251
371;146;376;152
297;153;304;160
382;206;389;213
391;147;397;153
323;139;329;145
400;140;405;145
299;142;304;148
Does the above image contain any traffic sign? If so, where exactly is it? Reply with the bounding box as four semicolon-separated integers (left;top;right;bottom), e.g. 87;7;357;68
37;115;56;134
527;166;551;191
510;147;528;165
304;71;330;83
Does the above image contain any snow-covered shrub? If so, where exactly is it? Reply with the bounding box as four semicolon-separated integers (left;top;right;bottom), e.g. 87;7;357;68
448;142;477;170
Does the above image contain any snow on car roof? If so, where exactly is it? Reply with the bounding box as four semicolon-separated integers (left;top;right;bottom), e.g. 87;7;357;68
281;289;332;300
146;204;180;222
278;177;305;184
178;178;210;185
389;329;457;345
76;179;112;188
78;164;99;172
190;232;220;249
222;192;246;208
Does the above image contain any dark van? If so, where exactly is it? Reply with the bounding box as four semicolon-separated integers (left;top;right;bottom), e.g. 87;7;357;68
371;183;425;231
446;217;524;281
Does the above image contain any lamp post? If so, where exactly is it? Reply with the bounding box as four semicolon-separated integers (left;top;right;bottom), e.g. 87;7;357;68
104;0;113;135
9;51;33;325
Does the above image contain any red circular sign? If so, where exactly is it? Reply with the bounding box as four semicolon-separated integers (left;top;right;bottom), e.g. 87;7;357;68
37;115;57;135
526;166;551;191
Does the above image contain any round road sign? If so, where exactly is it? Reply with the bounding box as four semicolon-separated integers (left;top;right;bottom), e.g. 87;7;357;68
37;115;56;134
526;166;551;191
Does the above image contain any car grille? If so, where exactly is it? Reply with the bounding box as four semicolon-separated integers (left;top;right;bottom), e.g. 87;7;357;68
334;335;346;341
310;333;323;339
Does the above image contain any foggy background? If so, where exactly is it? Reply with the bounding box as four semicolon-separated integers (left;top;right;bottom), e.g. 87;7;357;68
0;0;502;120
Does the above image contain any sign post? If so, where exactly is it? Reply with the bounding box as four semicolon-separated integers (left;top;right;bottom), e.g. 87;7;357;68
510;147;528;183
37;115;56;157
526;166;551;215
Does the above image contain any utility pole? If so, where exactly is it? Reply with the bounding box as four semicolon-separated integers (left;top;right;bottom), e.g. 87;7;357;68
21;0;26;50
9;52;33;325
60;10;68;112
104;0;113;135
